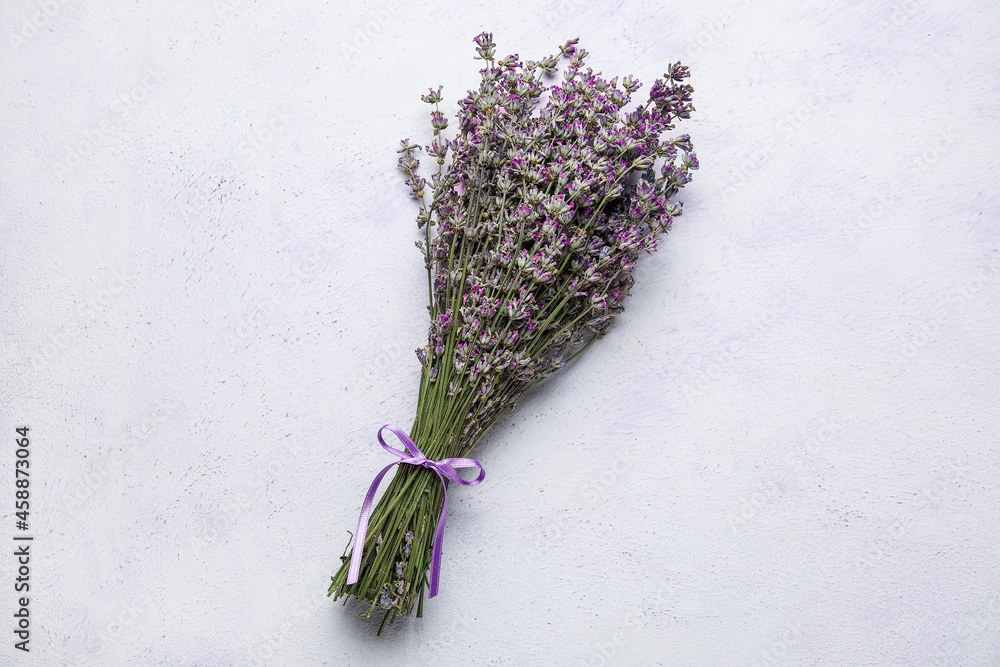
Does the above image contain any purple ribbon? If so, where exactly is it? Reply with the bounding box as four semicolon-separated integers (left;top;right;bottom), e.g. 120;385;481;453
345;424;485;598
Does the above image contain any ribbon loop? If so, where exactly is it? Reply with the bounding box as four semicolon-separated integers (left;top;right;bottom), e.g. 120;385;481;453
345;424;485;600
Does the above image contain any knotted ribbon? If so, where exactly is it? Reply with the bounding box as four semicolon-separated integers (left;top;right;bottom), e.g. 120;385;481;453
346;424;485;598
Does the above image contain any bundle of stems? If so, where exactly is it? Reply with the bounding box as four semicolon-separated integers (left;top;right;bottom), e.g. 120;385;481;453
328;31;697;633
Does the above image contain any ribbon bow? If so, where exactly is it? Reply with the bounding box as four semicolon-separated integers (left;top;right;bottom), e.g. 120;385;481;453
346;424;486;598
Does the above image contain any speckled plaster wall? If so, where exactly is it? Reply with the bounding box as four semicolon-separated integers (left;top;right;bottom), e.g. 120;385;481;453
2;1;999;665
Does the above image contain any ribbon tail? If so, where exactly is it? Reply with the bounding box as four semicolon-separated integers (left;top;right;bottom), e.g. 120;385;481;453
346;461;399;586
428;471;449;598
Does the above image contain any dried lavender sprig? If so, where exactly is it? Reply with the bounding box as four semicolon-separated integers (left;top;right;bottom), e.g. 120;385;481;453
329;32;697;629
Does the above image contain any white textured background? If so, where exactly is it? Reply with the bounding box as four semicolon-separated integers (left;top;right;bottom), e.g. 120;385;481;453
2;0;999;665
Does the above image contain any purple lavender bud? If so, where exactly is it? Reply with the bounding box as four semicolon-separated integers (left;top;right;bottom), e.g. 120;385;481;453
506;298;529;320
430;111;448;131
408;175;426;198
429;138;449;160
478;378;494;399
497;54;521;70
420;85;444;104
473;358;492;375
537;55;558;75
666;62;690;82
397;138;420;154
559;38;579;58
474;32;496;60
674;134;693;153
398;154;419;175
477;299;498;317
438;308;452;331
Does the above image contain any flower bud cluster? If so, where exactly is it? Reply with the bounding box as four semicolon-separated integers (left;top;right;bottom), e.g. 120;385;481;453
402;32;698;453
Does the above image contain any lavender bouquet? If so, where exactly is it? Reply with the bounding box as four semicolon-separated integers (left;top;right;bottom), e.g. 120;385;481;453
329;32;697;632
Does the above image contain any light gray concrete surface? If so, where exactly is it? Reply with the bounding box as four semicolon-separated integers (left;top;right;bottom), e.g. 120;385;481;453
2;0;999;665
